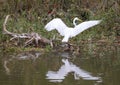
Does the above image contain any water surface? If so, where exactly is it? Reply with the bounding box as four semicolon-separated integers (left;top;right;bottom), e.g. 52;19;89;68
0;44;120;85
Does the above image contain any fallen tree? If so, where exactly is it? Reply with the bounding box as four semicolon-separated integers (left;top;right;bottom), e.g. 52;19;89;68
3;15;53;47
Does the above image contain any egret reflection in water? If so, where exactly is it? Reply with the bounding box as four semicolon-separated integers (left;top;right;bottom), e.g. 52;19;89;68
46;59;101;82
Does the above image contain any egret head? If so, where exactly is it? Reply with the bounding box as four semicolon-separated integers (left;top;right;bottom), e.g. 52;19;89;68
73;17;82;26
74;17;79;20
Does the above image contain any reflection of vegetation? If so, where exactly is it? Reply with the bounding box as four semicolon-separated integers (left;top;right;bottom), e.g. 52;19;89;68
0;0;119;51
73;42;120;72
1;47;120;84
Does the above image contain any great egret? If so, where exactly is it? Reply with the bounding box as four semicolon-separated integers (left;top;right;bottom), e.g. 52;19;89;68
45;17;101;42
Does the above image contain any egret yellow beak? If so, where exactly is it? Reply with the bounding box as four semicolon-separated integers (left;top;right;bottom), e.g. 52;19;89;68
78;18;82;22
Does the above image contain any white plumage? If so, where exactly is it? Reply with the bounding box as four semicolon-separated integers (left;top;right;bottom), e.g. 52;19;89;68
45;18;101;42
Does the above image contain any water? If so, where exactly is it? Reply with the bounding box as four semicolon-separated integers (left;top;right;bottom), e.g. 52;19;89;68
0;44;120;85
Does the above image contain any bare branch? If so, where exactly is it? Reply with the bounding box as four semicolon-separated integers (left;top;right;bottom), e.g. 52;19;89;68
3;15;13;35
3;15;53;47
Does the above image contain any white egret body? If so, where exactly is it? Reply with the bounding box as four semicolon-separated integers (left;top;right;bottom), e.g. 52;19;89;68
45;18;101;42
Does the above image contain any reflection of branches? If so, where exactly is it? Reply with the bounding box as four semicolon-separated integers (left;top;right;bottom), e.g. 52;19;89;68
46;59;102;83
16;52;41;61
3;51;41;75
3;60;10;75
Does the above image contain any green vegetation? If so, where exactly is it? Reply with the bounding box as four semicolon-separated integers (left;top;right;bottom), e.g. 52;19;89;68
0;0;119;52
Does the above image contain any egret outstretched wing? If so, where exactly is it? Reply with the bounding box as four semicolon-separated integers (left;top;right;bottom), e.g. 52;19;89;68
45;17;102;42
72;20;101;37
45;18;67;36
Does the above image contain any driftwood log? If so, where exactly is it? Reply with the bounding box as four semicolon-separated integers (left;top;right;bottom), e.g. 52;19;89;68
3;15;53;47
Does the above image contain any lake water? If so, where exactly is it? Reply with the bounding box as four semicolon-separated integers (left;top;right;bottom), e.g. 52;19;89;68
0;43;120;85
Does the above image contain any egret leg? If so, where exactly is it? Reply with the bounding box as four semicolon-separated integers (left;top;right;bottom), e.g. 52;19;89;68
63;43;74;52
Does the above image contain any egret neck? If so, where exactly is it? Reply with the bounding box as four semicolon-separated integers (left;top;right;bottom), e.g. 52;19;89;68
73;17;82;27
